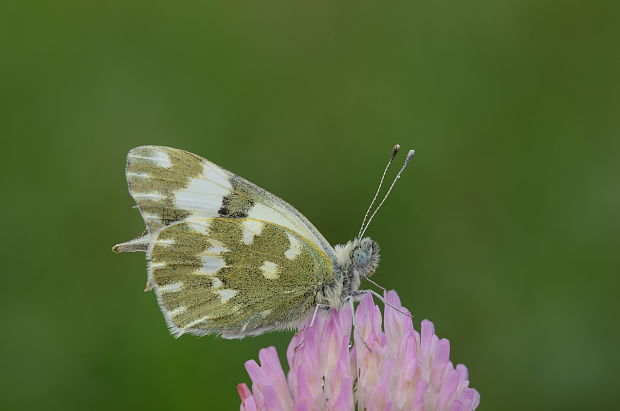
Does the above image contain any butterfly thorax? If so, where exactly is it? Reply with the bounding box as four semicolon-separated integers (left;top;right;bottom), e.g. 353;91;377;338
319;237;380;308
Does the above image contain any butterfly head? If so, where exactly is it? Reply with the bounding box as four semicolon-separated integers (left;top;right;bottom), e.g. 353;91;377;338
351;237;380;278
333;237;380;299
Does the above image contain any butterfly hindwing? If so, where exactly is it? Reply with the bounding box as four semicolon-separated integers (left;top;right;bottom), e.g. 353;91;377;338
148;218;334;338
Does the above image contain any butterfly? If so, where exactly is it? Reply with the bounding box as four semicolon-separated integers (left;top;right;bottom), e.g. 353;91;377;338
114;145;414;339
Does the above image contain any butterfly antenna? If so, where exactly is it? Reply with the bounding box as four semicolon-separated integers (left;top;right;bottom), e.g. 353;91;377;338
358;144;401;239
360;149;415;238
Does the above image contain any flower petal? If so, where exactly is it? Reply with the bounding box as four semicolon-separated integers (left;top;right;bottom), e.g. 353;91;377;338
240;290;479;411
237;383;257;411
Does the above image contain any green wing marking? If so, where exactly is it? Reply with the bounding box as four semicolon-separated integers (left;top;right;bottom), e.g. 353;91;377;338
148;218;334;338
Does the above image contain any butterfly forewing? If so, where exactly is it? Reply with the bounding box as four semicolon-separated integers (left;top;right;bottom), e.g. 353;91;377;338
149;218;334;338
126;146;334;258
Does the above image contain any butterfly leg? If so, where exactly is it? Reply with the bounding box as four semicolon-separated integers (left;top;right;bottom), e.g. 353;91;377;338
365;277;387;293
350;289;412;319
347;296;373;353
309;303;330;328
295;303;330;336
293;303;330;352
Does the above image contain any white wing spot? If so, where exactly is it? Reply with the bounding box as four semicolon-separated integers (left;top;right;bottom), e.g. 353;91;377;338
285;232;303;260
210;277;223;288
202;162;232;190
173;163;232;218
187;220;211;234
152;150;173;167
141;212;159;220
242;220;265;245
151;261;167;269
157;238;176;246
127;172;150;178
205;239;230;254
201;256;226;274
158;282;184;293
247;203;292;231
214;289;237;303
130;150;172;168
260;261;279;280
133;192;166;200
184;315;212;329
168;306;187;317
246;203;315;242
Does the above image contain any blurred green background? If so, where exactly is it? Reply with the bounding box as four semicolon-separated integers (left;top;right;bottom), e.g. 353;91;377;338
1;1;618;410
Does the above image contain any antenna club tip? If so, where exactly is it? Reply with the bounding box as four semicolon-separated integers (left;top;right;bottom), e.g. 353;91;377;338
391;144;401;158
405;149;416;162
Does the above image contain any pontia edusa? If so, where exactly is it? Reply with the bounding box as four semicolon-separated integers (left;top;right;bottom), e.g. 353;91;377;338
114;145;414;338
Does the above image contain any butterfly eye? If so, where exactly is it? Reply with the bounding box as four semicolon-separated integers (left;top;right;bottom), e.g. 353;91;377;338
353;249;369;265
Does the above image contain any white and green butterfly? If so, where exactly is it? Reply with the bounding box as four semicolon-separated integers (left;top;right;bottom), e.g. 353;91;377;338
114;145;414;339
